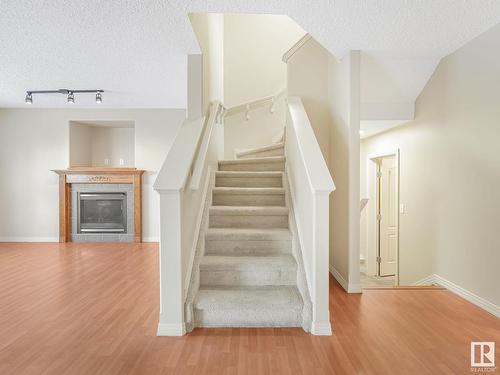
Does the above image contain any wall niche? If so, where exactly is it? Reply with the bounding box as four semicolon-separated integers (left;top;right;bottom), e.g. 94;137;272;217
69;120;135;168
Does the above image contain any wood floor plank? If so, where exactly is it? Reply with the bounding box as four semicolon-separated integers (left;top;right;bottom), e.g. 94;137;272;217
0;242;498;375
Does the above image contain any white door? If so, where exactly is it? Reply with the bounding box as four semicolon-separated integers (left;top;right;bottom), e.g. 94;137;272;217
377;155;398;276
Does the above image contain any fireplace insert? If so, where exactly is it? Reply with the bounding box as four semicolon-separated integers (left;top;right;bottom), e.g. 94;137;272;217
78;193;127;233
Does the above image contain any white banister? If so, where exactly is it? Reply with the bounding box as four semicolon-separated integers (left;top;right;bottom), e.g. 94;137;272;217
287;97;335;192
154;102;222;336
285;96;335;336
154;117;205;192
190;102;221;190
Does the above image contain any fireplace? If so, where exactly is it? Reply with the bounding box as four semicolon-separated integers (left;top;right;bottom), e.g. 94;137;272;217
78;192;127;233
53;167;144;242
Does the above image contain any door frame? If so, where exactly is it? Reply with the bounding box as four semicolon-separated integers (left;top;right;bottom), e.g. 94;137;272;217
364;149;400;285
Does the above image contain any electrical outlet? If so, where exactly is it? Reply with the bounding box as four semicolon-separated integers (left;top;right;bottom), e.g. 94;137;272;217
119;158;124;166
104;158;110;165
399;203;405;214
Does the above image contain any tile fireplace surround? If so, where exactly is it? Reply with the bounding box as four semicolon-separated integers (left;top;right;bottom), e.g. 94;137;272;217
52;168;145;243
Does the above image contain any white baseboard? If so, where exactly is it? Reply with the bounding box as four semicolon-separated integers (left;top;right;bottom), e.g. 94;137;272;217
329;264;348;291
412;274;437;286
157;323;186;336
0;237;160;243
0;237;59;242
348;283;362;293
311;321;332;336
413;274;499;318
329;264;361;293
142;237;159;242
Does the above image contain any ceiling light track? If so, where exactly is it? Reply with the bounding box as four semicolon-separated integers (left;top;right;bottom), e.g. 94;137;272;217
25;89;104;104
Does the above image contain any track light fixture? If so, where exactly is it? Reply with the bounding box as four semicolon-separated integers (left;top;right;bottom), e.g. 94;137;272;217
24;89;104;104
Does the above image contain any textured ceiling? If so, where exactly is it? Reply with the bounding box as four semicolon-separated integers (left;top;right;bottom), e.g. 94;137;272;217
0;0;200;108
1;0;500;108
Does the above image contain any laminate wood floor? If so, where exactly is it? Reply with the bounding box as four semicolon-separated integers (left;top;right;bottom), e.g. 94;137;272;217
0;242;498;375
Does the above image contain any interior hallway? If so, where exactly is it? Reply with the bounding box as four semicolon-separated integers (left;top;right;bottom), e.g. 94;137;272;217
0;242;498;375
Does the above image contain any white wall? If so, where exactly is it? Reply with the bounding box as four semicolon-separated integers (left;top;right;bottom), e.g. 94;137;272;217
0;109;185;241
223;14;304;107
223;101;286;158
190;13;224;114
286;38;361;292
360;23;500;305
190;13;305;156
69;123;93;166
69;123;135;167
90;127;135;167
328;51;361;292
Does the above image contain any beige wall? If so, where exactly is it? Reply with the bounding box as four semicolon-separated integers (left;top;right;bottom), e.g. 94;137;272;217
189;13;224;114
0;109;185;241
223;14;304;107
69;122;93;166
191;13;304;109
90;127;135;167
69;123;135;167
360;23;500;304
287;39;361;291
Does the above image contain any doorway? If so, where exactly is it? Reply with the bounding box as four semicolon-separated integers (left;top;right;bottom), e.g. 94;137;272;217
376;155;398;277
361;150;400;288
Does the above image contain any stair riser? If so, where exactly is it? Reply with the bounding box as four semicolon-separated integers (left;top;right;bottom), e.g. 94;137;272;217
213;193;285;207
238;148;284;159
215;176;282;188
200;269;296;286
209;214;288;229
194;309;302;328
218;161;285;172
205;239;291;255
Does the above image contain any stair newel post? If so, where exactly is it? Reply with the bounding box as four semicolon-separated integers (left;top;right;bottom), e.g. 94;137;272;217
157;189;186;336
311;190;333;335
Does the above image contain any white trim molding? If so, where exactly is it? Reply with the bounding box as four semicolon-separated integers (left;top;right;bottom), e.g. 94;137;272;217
412;274;437;286
157;323;186;336
282;33;312;63
0;237;59;242
412;274;499;318
329;264;348;291
142;237;159;243
329;264;362;293
311;321;333;336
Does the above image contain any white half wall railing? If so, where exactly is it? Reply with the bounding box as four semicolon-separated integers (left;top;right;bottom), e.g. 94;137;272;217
154;102;223;336
285;96;335;335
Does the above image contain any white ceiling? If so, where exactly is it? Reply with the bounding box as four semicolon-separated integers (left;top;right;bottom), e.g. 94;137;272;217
1;1;500;108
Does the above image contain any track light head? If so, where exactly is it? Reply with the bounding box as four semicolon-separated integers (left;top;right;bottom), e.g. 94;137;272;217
25;92;33;104
67;91;74;104
96;92;102;104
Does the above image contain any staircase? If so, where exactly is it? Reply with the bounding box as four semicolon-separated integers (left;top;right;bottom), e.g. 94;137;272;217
192;142;305;328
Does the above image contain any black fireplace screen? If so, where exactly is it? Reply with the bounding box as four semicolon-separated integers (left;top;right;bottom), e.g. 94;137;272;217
78;193;127;233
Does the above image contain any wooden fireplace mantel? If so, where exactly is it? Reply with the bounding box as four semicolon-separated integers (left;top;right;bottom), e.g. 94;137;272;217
53;167;145;243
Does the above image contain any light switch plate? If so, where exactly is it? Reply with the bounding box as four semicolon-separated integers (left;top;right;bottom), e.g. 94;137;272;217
104;158;110;165
119;158;124;166
399;203;405;214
